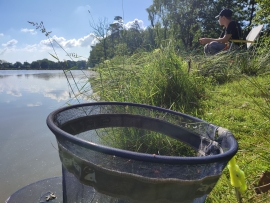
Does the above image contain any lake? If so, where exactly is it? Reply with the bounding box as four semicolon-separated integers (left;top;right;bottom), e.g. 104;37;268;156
0;70;95;202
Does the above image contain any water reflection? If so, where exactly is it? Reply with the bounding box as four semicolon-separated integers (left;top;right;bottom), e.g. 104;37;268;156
6;89;22;97
0;70;95;202
27;102;42;107
0;75;11;79
0;70;94;105
31;72;64;80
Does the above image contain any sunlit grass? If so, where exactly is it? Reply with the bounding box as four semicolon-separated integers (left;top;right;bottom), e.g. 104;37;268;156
200;75;270;203
90;43;207;114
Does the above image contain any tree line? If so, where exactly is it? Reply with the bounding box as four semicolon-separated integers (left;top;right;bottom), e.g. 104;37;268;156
88;0;269;67
0;59;87;70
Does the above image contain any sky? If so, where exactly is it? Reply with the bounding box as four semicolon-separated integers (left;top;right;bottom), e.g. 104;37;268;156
0;0;153;64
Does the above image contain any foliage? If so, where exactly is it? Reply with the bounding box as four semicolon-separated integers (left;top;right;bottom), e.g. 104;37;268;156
0;59;88;70
254;0;270;27
88;0;258;66
193;38;270;84
88;18;157;67
146;0;257;46
252;0;270;59
90;42;206;114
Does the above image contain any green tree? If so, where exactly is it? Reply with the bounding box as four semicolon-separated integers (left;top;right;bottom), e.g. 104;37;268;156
142;27;157;51
76;60;87;69
147;0;206;48
146;0;258;49
14;61;23;69
40;59;50;69
254;0;270;33
0;62;12;69
88;44;105;67
110;16;124;40
23;62;31;69
125;20;144;54
31;61;40;69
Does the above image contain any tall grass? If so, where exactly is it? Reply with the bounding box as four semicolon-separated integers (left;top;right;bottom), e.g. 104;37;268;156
99;127;196;156
90;41;207;114
194;43;270;85
192;41;270;203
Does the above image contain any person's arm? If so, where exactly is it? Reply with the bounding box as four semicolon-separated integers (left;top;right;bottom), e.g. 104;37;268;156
199;34;232;44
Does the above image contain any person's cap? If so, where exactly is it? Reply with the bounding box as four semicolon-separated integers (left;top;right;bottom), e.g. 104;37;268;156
215;9;233;18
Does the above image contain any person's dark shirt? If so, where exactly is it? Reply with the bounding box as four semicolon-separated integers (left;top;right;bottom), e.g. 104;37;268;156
220;21;242;45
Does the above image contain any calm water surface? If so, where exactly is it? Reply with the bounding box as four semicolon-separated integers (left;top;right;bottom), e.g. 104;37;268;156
0;70;94;202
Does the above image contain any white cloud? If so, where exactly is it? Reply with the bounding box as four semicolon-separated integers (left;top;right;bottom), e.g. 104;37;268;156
40;33;95;49
74;5;90;14
43;90;70;102
21;28;37;35
27;102;42;107
25;85;41;93
76;34;95;47
91;37;100;46
2;39;18;48
0;33;94;57
6;89;22;97
22;44;39;52
0;33;4;36
1;33;96;63
124;19;146;30
2;82;22;97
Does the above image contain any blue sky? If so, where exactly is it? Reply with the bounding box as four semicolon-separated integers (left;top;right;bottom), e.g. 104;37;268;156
0;0;153;64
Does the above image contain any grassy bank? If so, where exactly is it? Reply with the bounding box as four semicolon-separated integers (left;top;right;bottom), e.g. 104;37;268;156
89;42;270;202
201;75;270;202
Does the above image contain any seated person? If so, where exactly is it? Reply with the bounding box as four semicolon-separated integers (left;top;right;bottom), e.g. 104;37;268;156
199;8;242;56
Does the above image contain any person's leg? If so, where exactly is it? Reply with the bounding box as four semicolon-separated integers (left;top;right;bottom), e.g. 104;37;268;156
204;41;226;56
